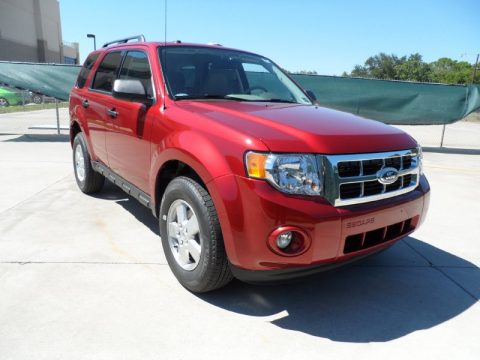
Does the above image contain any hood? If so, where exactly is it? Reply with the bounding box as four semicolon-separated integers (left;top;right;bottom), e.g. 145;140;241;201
176;101;417;154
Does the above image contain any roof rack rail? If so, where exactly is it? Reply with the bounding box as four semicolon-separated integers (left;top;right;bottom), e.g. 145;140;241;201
102;35;146;48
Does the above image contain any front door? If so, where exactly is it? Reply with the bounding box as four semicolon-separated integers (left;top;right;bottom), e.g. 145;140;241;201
105;50;154;192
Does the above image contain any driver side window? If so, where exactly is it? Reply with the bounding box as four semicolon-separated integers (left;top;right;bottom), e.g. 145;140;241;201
118;51;154;98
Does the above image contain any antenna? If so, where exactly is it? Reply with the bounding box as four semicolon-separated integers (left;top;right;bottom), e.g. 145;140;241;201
163;0;168;110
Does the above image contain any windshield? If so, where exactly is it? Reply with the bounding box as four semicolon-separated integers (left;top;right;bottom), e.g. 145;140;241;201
158;46;312;105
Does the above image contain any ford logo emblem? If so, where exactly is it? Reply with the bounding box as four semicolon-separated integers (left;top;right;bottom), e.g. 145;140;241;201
376;167;399;185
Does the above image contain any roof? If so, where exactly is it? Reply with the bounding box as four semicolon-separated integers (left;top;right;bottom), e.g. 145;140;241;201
95;40;259;57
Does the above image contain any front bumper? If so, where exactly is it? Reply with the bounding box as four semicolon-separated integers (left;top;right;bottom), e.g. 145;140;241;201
207;173;430;281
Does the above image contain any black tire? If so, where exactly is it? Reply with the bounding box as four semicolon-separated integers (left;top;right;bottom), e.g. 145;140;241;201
32;94;42;104
72;132;104;194
159;176;233;292
0;97;9;107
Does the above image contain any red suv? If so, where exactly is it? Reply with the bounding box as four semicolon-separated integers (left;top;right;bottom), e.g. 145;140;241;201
69;36;430;292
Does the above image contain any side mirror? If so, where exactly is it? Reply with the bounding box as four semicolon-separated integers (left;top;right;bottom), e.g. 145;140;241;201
113;79;152;104
305;90;317;102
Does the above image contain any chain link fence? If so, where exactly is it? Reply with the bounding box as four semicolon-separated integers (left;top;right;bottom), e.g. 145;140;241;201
0;85;68;136
0;84;68;113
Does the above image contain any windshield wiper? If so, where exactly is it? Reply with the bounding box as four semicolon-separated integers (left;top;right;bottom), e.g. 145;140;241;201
254;98;298;104
175;94;246;101
204;94;248;101
175;94;298;104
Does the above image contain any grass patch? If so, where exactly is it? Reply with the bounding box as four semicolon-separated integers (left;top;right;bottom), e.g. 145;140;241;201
0;102;68;114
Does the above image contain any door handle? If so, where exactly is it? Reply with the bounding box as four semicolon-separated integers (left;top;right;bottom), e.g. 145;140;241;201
82;99;89;108
107;108;118;118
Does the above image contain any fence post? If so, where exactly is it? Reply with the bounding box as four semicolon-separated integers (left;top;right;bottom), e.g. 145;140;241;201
440;123;446;148
55;99;60;135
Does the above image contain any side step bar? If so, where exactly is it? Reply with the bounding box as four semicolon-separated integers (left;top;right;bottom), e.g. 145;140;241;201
91;161;155;216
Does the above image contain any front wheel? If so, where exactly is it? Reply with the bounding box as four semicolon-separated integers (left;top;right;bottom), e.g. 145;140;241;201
159;176;233;292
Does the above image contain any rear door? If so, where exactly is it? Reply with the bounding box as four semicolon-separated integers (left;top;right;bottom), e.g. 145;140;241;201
87;51;123;165
105;49;155;192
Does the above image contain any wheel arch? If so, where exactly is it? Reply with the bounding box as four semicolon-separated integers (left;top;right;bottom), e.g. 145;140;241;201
70;121;82;147
149;129;237;215
151;157;209;218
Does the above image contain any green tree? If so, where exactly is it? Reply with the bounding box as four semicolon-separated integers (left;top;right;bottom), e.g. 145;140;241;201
395;53;432;82
350;64;369;77
351;53;405;80
430;58;474;84
347;53;477;84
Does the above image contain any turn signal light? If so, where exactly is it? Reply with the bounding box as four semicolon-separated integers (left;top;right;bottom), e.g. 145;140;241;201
245;152;268;179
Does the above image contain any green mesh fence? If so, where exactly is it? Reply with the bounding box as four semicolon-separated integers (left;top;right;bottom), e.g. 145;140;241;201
0;61;80;101
0;61;479;125
292;74;480;125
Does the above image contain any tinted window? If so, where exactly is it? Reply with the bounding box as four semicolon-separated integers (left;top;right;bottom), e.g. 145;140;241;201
158;47;311;104
242;62;292;99
119;51;153;98
76;53;99;88
91;52;122;92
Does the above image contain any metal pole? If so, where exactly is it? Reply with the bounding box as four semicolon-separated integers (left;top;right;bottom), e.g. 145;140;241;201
87;34;97;50
55;99;60;135
472;54;479;83
440;123;446;148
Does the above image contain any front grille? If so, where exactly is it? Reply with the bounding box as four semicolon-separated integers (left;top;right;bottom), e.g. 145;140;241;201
403;156;412;169
337;153;412;178
340;183;362;199
362;159;383;175
339;174;417;199
343;217;416;254
337;161;361;177
323;148;421;206
363;179;383;196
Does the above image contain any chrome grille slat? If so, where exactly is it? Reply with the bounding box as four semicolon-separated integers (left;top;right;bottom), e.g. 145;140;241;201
323;148;420;207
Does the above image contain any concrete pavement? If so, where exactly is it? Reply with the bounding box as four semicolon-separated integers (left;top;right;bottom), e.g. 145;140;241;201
0;109;479;359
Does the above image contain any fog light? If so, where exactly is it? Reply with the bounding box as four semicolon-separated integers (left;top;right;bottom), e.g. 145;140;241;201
267;226;311;257
276;231;292;249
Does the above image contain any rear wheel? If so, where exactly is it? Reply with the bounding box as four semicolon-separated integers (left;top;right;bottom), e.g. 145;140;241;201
72;132;104;193
32;94;42;104
160;176;233;292
0;97;9;107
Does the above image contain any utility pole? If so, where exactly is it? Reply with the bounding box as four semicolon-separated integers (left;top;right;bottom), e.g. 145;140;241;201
472;53;479;83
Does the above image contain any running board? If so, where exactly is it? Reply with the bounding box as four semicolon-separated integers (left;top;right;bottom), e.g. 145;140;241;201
91;161;152;209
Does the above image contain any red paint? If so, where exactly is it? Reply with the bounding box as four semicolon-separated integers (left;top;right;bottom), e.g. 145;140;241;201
70;41;430;274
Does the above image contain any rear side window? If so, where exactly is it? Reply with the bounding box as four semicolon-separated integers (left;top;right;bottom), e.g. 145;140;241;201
119;51;153;98
76;53;99;88
91;52;123;92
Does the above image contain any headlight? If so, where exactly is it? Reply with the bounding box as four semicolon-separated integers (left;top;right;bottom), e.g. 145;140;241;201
245;152;323;195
